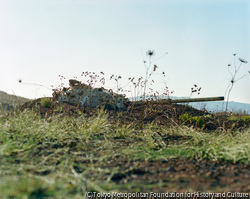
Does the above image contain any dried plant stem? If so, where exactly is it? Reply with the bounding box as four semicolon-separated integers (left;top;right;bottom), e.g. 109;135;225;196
225;82;234;112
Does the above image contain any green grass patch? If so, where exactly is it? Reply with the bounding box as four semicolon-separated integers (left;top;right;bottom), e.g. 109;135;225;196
229;115;250;122
0;109;249;197
179;113;206;128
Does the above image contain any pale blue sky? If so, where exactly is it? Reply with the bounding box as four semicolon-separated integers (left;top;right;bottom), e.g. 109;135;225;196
0;0;249;104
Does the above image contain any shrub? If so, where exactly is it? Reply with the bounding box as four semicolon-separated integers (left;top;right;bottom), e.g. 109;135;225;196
41;97;52;108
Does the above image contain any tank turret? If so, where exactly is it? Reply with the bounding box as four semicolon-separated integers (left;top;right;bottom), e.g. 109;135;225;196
53;79;127;110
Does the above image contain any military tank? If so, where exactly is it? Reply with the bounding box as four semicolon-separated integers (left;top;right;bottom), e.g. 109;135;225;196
52;79;127;110
52;79;224;110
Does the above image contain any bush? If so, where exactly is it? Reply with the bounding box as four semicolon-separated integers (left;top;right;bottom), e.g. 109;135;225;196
41;97;52;108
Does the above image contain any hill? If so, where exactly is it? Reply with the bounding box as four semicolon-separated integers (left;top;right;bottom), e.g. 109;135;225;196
0;91;31;110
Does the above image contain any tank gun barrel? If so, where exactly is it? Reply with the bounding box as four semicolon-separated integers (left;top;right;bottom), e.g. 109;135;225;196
132;96;224;106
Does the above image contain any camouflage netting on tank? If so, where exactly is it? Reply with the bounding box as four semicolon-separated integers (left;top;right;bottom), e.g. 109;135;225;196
52;79;126;110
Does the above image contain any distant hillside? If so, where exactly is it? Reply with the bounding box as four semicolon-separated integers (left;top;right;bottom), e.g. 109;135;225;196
0;91;31;110
189;101;250;114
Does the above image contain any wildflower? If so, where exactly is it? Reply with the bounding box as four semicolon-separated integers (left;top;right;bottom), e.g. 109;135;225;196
238;58;248;64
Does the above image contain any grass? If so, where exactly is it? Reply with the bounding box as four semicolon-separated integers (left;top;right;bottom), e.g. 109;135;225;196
179;113;206;128
0;109;249;198
229;114;250;122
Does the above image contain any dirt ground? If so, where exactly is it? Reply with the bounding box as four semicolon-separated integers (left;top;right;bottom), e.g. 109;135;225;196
20;98;250;193
107;158;250;192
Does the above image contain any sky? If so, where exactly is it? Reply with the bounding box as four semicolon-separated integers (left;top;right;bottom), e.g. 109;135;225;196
0;0;249;104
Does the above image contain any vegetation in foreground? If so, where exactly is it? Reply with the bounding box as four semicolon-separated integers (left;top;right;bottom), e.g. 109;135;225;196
0;108;249;198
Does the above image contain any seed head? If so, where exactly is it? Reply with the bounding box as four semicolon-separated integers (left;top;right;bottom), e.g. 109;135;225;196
146;50;155;57
238;58;248;64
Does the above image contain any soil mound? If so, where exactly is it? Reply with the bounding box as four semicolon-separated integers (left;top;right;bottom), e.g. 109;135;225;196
20;97;250;131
